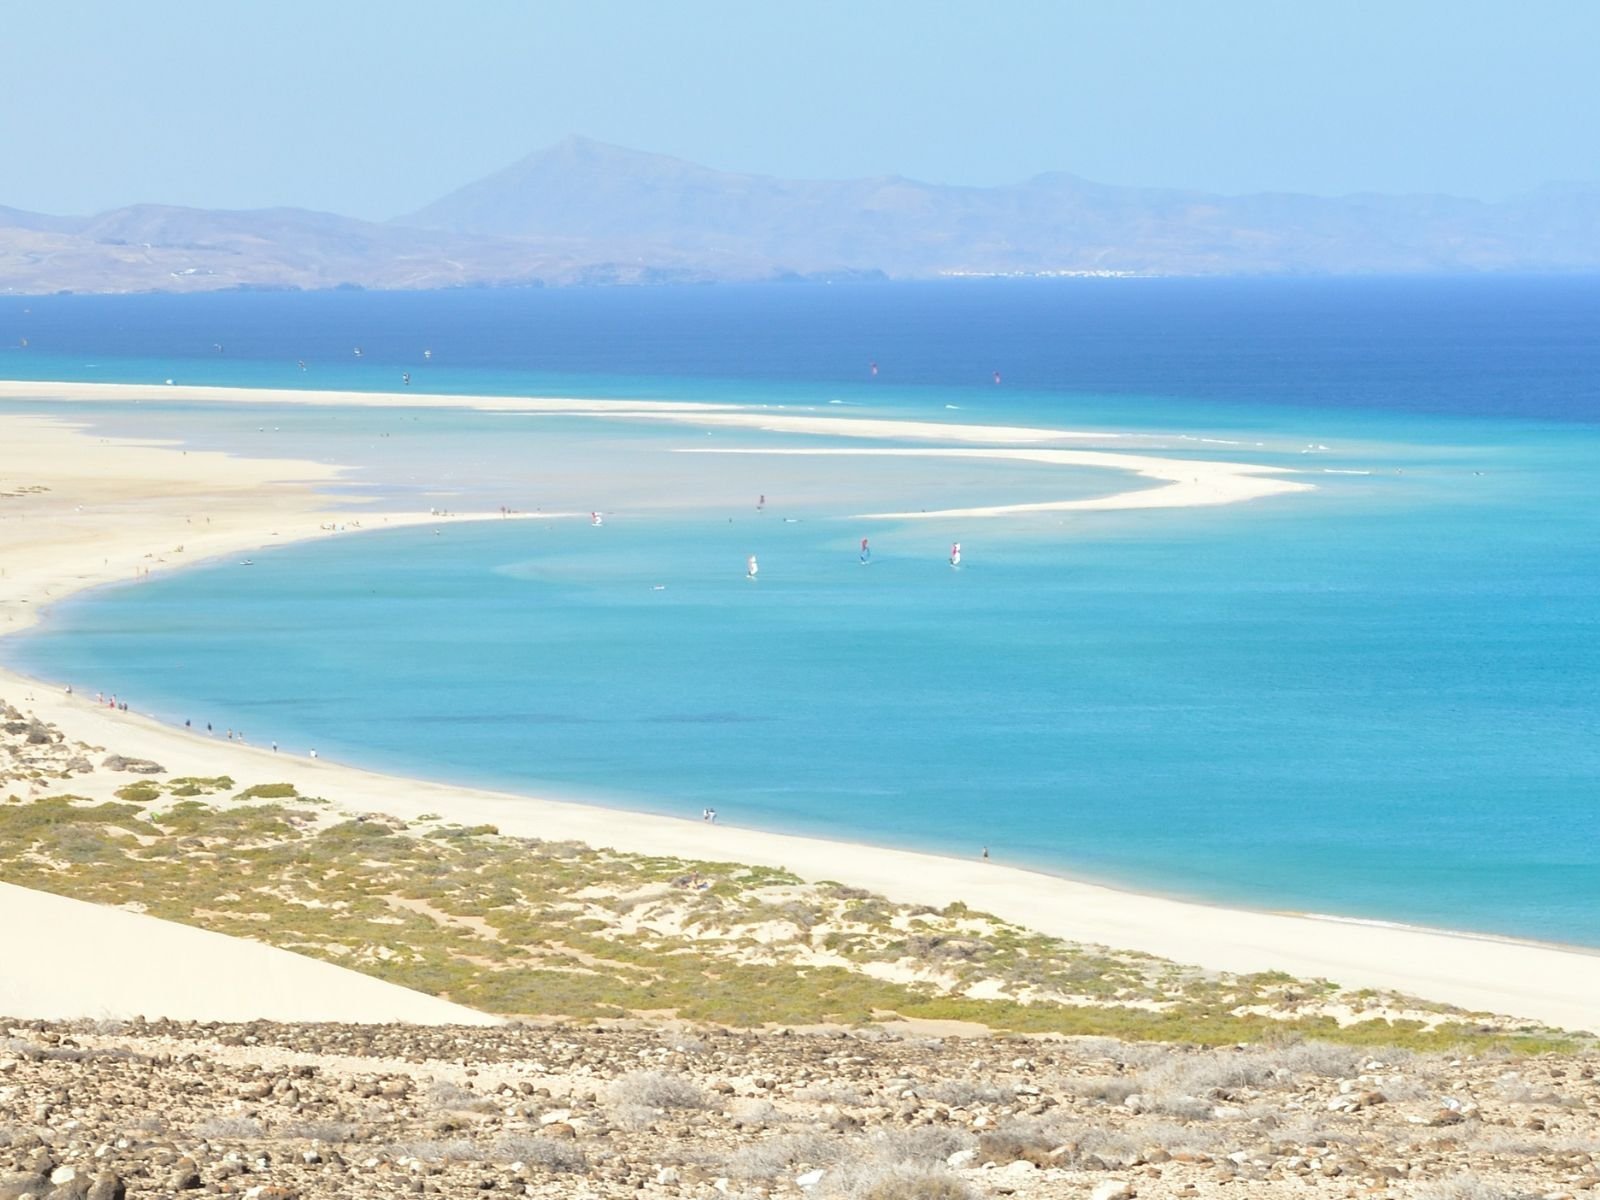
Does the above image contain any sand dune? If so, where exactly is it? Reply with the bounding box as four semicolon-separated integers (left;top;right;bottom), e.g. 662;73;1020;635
0;881;495;1024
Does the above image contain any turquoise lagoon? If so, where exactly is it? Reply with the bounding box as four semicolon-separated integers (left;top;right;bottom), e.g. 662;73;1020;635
2;280;1597;946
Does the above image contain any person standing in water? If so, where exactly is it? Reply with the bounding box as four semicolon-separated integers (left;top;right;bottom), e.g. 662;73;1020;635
746;555;759;580
860;536;871;564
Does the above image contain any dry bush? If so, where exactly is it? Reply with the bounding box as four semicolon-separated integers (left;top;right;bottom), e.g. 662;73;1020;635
1067;1038;1170;1070
282;1120;360;1143
975;1122;1064;1168
1264;1114;1357;1148
1134;1041;1367;1105
612;1103;660;1132
659;1029;706;1054
818;1161;973;1200
490;1134;588;1172
1066;1075;1140;1104
427;1079;499;1113
1140;1092;1215;1120
1261;1041;1366;1078
928;1080;1014;1107
729;1099;784;1128
1063;1036;1129;1061
1126;1119;1224;1156
1495;1078;1576;1106
794;1082;868;1106
863;1127;974;1165
1468;1132;1553;1157
192;1116;264;1139
724;1132;841;1180
1373;1076;1431;1102
390;1138;485;1162
1124;1042;1363;1117
1063;1127;1146;1170
607;1069;707;1110
1135;1050;1276;1097
72;1018;129;1036
1412;1176;1524;1200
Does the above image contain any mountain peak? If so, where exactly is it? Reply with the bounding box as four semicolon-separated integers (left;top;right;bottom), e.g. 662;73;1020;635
10;143;1600;293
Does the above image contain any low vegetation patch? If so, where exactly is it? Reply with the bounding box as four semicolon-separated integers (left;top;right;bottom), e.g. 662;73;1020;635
0;790;1574;1049
235;782;299;800
0;736;1577;1050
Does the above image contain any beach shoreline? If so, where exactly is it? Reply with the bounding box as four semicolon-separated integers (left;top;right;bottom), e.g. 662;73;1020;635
2;383;1597;1034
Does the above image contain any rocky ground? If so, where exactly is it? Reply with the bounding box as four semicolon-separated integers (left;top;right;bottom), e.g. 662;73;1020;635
2;1019;1596;1200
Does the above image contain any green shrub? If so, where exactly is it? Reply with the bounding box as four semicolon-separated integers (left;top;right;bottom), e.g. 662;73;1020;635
236;782;298;800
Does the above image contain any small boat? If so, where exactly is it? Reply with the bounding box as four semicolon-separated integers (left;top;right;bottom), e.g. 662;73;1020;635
423;349;433;360
353;347;363;357
239;559;254;566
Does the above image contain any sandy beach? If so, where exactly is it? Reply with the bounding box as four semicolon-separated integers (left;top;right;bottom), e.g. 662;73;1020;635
2;382;1597;1033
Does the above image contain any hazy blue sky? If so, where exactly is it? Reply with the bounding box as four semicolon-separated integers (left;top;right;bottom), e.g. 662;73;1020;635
2;0;1596;219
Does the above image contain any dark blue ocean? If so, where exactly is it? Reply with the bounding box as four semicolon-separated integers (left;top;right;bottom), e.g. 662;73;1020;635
3;279;1598;945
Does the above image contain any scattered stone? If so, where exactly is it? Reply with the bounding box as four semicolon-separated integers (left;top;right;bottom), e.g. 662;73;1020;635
0;1174;50;1200
99;754;164;774
0;1012;1588;1200
166;1156;202;1191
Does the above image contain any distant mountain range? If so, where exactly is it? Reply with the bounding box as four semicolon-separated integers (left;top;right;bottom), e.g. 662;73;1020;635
4;136;1599;294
